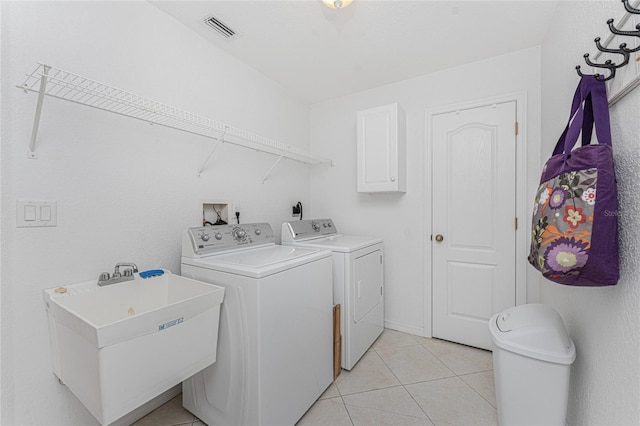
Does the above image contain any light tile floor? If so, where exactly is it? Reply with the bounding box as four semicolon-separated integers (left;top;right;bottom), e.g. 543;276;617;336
132;329;496;426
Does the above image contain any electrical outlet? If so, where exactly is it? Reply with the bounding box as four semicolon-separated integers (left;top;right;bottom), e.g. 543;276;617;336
292;204;301;217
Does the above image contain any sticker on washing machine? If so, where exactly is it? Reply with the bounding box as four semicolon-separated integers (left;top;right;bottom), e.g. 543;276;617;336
158;317;183;331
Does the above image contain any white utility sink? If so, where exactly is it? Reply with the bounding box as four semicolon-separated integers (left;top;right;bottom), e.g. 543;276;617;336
44;270;225;425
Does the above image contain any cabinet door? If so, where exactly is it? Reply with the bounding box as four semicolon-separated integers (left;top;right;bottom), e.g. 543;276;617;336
357;103;406;193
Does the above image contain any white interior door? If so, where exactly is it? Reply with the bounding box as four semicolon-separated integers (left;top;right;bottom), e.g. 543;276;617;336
431;101;517;350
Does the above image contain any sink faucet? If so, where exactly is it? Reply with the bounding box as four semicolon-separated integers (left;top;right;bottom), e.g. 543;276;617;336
98;262;139;286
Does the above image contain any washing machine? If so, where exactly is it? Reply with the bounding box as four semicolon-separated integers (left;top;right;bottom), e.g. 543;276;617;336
282;218;384;370
180;223;333;426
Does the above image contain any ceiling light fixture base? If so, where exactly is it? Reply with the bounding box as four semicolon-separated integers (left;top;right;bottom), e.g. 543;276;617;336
322;0;352;10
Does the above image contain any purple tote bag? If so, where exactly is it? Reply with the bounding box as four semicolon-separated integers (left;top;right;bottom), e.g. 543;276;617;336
528;76;619;286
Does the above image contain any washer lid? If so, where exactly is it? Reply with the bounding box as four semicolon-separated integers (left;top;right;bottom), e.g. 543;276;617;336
489;304;576;365
214;245;319;267
182;245;330;278
286;235;382;253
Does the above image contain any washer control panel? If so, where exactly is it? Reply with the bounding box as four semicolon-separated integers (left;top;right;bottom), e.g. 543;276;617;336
184;223;275;256
282;218;337;242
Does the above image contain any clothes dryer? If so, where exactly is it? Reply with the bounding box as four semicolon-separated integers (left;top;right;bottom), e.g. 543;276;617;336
282;219;384;370
181;223;333;426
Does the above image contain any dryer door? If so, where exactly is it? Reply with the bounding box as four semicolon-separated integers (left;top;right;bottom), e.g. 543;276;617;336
352;248;383;323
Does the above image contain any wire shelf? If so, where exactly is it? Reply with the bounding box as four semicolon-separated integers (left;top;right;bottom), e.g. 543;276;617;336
18;63;332;170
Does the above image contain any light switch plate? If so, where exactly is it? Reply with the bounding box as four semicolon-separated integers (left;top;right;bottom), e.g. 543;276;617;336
17;200;57;227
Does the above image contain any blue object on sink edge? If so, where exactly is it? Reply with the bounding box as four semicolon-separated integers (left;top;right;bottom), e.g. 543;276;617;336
139;269;165;279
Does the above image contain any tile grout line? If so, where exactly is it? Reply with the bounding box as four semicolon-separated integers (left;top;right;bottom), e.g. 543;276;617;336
372;346;436;424
374;334;498;425
337;394;355;425
458;371;498;409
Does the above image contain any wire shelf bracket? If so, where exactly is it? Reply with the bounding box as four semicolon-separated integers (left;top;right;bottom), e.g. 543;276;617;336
18;63;333;180
197;129;227;178
261;147;289;184
25;64;51;159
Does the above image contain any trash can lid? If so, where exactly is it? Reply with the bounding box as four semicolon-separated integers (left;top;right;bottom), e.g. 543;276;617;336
489;304;576;365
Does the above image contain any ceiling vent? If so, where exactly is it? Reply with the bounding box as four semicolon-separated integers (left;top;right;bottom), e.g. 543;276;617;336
203;15;237;39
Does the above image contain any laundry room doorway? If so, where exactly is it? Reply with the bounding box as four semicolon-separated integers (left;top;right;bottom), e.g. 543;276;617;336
427;95;527;350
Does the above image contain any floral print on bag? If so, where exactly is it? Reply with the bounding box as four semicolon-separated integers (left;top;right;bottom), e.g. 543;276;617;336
528;168;597;279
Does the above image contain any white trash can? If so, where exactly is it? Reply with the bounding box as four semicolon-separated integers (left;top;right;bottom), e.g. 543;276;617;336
489;304;576;426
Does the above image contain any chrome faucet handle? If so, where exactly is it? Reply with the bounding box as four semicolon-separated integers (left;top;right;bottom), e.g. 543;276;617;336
114;262;139;274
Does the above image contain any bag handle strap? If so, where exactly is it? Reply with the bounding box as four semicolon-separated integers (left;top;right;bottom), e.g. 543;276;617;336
589;79;612;146
552;76;597;155
563;78;612;156
558;77;612;160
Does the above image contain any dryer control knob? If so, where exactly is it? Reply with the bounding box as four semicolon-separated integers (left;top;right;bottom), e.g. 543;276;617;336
234;229;247;240
255;229;262;236
215;233;223;240
201;233;210;242
312;222;320;231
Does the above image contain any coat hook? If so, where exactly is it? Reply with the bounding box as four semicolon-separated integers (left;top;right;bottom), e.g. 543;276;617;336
575;65;612;82
594;37;631;67
575;64;587;78
622;0;640;15
582;53;617;81
606;18;640;52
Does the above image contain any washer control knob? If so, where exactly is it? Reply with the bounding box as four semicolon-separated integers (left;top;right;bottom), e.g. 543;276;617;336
312;222;320;231
215;233;223;240
201;233;210;242
234;229;247;240
255;229;262;236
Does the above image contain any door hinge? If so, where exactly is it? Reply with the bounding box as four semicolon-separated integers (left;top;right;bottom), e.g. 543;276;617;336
380;255;383;264
380;287;383;296
515;217;518;230
515;121;519;135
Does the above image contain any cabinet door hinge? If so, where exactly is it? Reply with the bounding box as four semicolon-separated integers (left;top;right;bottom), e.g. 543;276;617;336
515;121;519;135
515;217;518;230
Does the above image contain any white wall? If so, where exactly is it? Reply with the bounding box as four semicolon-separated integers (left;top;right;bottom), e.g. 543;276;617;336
309;46;542;335
540;2;640;425
1;2;311;424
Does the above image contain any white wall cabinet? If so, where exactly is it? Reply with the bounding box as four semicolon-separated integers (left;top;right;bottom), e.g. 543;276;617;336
356;103;406;193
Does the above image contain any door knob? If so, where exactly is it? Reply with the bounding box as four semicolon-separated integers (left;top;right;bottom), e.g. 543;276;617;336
435;234;444;242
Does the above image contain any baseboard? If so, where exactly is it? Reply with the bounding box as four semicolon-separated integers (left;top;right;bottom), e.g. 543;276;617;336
109;384;181;426
384;320;426;337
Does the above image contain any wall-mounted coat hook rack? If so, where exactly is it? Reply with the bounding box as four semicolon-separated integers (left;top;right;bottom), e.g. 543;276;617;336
576;0;640;104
